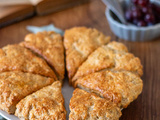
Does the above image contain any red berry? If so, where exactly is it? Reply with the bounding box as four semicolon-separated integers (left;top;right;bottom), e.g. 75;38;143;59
155;15;160;23
132;8;142;19
131;6;139;11
147;22;155;26
142;7;152;14
131;0;138;5
149;3;158;11
125;10;133;22
145;13;155;23
137;20;147;27
125;0;160;26
155;5;160;13
133;19;139;25
138;0;149;7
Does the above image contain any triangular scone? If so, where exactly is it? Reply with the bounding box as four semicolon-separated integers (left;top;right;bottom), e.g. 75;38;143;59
104;41;128;52
15;81;66;120
64;27;110;84
0;44;57;79
69;88;122;120
20;31;64;81
72;41;143;83
75;71;143;108
0;71;55;114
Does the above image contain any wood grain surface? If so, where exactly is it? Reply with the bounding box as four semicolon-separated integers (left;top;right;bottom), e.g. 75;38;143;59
0;0;159;120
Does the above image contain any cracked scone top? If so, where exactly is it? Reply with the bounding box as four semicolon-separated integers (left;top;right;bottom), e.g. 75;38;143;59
15;81;66;120
21;31;65;82
0;71;55;114
72;41;143;83
69;88;122;120
75;70;143;108
0;44;57;79
64;27;110;83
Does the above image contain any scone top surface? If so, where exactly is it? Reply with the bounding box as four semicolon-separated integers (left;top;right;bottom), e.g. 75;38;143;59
69;88;122;120
75;70;143;108
0;71;55;114
21;31;65;81
0;44;57;79
15;81;66;120
64;27;110;83
72;41;143;83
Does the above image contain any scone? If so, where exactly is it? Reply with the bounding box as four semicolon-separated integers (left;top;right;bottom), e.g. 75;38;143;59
69;88;122;120
15;81;66;120
0;44;57;79
0;71;55;114
72;41;143;83
20;31;65;81
64;27;110;84
75;70;143;108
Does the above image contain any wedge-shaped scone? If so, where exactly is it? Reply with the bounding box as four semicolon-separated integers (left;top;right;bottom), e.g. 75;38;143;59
20;31;64;81
0;71;55;114
72;41;143;83
75;71;143;108
69;88;122;120
0;44;57;79
15;81;66;120
64;27;110;83
103;41;128;52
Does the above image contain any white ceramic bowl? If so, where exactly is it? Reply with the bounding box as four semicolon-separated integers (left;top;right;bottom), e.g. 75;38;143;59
105;0;160;41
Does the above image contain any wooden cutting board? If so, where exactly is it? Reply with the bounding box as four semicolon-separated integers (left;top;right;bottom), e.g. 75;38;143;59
36;0;88;15
0;0;88;28
0;5;34;28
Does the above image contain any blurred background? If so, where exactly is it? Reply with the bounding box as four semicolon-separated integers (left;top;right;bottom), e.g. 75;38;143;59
0;0;160;120
0;0;89;28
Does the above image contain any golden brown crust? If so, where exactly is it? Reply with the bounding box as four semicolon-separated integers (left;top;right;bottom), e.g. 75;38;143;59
0;44;57;79
75;71;143;108
64;27;110;84
72;41;143;83
15;81;66;120
69;88;122;120
0;71;55;114
21;31;64;81
106;41;128;52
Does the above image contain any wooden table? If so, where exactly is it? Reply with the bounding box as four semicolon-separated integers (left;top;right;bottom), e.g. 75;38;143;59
0;0;159;120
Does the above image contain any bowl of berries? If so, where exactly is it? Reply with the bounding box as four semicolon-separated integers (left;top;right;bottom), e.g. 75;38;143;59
106;0;160;41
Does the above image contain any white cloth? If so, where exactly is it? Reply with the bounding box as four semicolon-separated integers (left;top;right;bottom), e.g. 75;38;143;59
26;24;64;35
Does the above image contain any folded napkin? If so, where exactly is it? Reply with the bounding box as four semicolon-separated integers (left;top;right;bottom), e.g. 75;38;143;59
26;24;64;35
0;116;6;120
